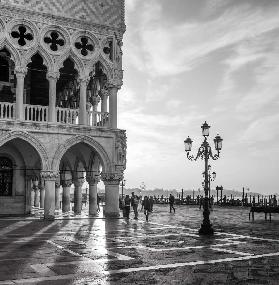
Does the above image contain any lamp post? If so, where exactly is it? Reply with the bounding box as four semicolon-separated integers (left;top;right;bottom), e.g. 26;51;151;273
203;165;216;205
121;179;126;199
184;121;223;235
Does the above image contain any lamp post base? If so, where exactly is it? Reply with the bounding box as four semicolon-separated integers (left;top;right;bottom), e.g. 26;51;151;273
198;223;214;235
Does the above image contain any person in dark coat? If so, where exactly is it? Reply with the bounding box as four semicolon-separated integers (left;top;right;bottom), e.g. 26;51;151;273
142;196;151;221
131;192;139;219
169;194;175;213
124;195;131;219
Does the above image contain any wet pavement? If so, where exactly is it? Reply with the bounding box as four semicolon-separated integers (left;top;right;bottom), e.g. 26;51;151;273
0;204;278;284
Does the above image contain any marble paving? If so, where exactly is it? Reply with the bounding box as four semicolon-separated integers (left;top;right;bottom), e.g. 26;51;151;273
0;205;278;284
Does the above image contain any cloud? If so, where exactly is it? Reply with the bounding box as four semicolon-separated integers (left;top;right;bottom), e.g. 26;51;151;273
126;1;279;77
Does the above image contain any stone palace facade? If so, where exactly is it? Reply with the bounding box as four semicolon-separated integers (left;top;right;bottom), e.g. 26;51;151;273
0;0;126;219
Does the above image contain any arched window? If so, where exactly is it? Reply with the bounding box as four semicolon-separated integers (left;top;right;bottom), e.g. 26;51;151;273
0;157;13;196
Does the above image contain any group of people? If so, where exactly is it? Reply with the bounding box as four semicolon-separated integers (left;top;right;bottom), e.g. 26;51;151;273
120;193;176;221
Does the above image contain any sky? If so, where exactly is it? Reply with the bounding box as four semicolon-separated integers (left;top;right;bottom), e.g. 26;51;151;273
117;0;279;194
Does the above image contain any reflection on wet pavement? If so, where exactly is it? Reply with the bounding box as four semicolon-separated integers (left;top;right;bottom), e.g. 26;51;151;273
0;205;279;284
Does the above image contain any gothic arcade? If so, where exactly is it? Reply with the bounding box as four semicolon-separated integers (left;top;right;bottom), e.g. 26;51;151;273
0;0;126;219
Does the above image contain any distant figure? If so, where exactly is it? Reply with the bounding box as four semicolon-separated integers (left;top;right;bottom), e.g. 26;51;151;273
223;195;227;205
210;195;214;208
149;196;154;212
273;195;277;207
199;196;204;210
169;194;175;213
142;196;151;221
131;192;139;219
124;195;131;219
97;194;101;212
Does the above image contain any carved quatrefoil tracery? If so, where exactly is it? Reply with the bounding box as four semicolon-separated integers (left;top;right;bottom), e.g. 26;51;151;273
44;31;65;52
75;37;94;56
11;25;33;46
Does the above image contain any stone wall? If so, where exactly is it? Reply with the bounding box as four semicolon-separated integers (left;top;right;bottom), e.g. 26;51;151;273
0;0;125;30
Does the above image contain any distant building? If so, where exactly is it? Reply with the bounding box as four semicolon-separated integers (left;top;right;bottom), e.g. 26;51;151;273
0;0;126;219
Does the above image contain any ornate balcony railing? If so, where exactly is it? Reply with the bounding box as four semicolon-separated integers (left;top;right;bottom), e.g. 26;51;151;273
87;111;110;127
56;107;79;125
0;102;15;120
0;102;110;128
24;104;48;122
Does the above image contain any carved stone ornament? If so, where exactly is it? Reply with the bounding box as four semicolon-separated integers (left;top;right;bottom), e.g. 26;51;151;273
44;30;65;52
102;38;113;61
115;130;127;167
74;178;85;187
14;66;28;76
98;87;109;100
86;175;100;185
75;36;94;57
40;171;60;181
61;179;72;188
101;172;123;185
11;24;34;47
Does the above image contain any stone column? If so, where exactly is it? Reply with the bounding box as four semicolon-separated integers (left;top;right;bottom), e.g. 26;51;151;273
47;72;59;123
33;179;40;208
55;181;61;211
15;67;27;120
30;180;35;209
87;175;100;216
100;88;109;113
108;85;118;129
79;77;88;125
101;173;123;217
25;176;33;214
74;178;84;215
62;180;72;213
39;181;45;209
92;96;100;126
41;171;59;220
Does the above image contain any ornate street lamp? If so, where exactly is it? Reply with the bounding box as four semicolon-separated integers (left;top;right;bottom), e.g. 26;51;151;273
184;121;223;235
203;165;216;204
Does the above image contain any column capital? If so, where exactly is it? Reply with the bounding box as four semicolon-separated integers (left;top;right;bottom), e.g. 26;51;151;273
61;179;72;188
41;171;60;181
74;178;85;187
47;71;60;81
32;179;39;189
101;172;123;185
79;76;90;85
107;68;123;89
107;81;122;90
98;88;109;100
86;175;100;186
15;66;27;77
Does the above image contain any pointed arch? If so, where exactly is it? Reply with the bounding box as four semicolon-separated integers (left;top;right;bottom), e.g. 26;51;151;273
24;45;54;72
0;131;49;170
55;50;85;76
52;135;112;173
0;39;21;66
89;54;113;80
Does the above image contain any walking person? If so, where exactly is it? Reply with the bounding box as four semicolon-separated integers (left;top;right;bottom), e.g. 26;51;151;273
169;194;175;213
199;196;203;210
142;196;151;221
124;195;131;219
131;192;139;219
149;196;154;212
